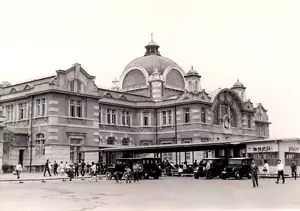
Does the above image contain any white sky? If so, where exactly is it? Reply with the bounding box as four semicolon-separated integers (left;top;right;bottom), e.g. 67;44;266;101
0;0;299;138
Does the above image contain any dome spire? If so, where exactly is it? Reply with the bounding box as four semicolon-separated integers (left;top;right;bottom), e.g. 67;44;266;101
144;33;161;56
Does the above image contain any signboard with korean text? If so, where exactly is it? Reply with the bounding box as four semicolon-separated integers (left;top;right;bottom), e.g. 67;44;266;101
247;143;279;153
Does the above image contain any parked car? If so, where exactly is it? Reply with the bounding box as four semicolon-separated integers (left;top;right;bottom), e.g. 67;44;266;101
194;158;228;179
104;157;162;180
220;157;253;180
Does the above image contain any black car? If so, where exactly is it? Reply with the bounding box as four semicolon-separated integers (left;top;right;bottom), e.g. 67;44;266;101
104;157;162;180
220;157;253;180
194;158;228;179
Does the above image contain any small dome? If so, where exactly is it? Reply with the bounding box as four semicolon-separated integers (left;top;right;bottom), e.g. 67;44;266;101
232;79;246;89
185;66;200;77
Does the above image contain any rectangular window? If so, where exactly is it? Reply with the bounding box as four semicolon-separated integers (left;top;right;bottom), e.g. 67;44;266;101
36;98;46;116
112;110;116;124
6;105;14;121
201;108;206;123
184;108;190;123
70;100;83;118
247;115;251;128
106;109;111;124
18;103;27;120
99;107;101;124
167;110;172;125
162;111;167;125
76;101;82;117
77;80;81;93
122;111;126;125
143;112;150;126
126;111;131;126
70;80;75;92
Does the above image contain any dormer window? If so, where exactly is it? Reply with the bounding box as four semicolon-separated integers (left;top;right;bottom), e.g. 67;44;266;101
69;79;82;93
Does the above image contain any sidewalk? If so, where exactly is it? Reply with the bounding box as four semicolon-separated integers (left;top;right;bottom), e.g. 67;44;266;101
0;172;100;182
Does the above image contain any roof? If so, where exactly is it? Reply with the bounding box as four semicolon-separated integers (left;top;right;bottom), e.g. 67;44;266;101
81;137;300;154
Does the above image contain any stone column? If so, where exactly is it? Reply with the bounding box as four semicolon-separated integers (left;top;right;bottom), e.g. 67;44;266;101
149;69;164;101
0;120;4;174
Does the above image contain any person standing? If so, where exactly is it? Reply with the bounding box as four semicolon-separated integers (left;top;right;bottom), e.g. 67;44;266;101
291;160;297;180
59;161;65;176
15;161;23;180
53;161;58;176
80;160;86;177
43;159;52;177
276;160;285;184
89;162;98;182
263;160;270;176
132;162;140;183
74;162;79;177
251;160;259;188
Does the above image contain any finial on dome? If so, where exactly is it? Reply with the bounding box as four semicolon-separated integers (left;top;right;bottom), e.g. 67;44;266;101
191;65;193;70
151;33;153;42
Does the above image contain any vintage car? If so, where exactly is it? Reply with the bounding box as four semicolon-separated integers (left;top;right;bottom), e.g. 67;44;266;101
194;158;228;179
220;157;253;180
104;157;162;180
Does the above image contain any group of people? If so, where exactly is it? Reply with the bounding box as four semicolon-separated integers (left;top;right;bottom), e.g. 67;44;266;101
114;161;142;184
250;159;297;188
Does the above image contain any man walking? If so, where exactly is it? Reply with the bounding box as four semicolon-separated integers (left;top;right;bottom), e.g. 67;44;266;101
251;160;259;188
53;161;58;176
291;160;297;180
43;159;52;177
15;161;23;180
276;159;285;184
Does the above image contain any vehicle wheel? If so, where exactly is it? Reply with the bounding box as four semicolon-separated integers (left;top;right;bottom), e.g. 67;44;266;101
194;173;199;179
154;175;159;179
105;171;112;180
206;171;212;179
234;171;241;180
219;173;225;180
144;172;149;179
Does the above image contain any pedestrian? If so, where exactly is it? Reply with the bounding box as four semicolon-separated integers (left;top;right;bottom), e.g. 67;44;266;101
59;161;65;176
251;160;259;188
53;161;58;175
89;162;98;182
86;162;91;174
263;160;269;176
15;161;23;180
276;159;285;184
125;166;132;184
80;159;86;177
114;161;123;183
74;161;79;177
132;162;140;183
291;160;297;180
43;159;52;177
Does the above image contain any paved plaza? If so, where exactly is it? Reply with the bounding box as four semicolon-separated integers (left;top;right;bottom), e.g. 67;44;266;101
0;176;300;211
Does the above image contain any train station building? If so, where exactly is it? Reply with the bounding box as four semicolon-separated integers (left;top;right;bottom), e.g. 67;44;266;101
0;37;271;171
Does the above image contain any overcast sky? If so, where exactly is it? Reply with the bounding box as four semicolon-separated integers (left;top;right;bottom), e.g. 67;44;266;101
0;0;299;138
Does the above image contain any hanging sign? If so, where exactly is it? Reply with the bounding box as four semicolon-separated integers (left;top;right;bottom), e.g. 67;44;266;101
247;143;278;153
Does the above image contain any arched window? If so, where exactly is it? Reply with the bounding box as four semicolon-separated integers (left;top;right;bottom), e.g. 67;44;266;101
188;81;192;91
107;137;115;145
194;81;198;91
69;79;82;93
36;133;45;156
122;138;129;146
213;105;220;125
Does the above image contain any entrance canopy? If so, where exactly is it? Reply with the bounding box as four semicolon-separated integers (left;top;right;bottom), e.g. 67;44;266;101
82;140;243;154
82;138;300;154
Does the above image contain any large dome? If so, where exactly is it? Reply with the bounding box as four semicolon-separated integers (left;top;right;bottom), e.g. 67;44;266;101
119;36;186;91
124;55;180;76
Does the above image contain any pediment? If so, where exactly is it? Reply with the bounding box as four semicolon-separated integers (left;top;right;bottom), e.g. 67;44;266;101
244;100;254;110
119;94;127;101
10;88;17;93
104;92;113;98
199;89;211;101
24;84;33;90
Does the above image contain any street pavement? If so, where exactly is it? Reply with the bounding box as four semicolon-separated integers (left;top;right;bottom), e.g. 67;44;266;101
0;176;299;211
